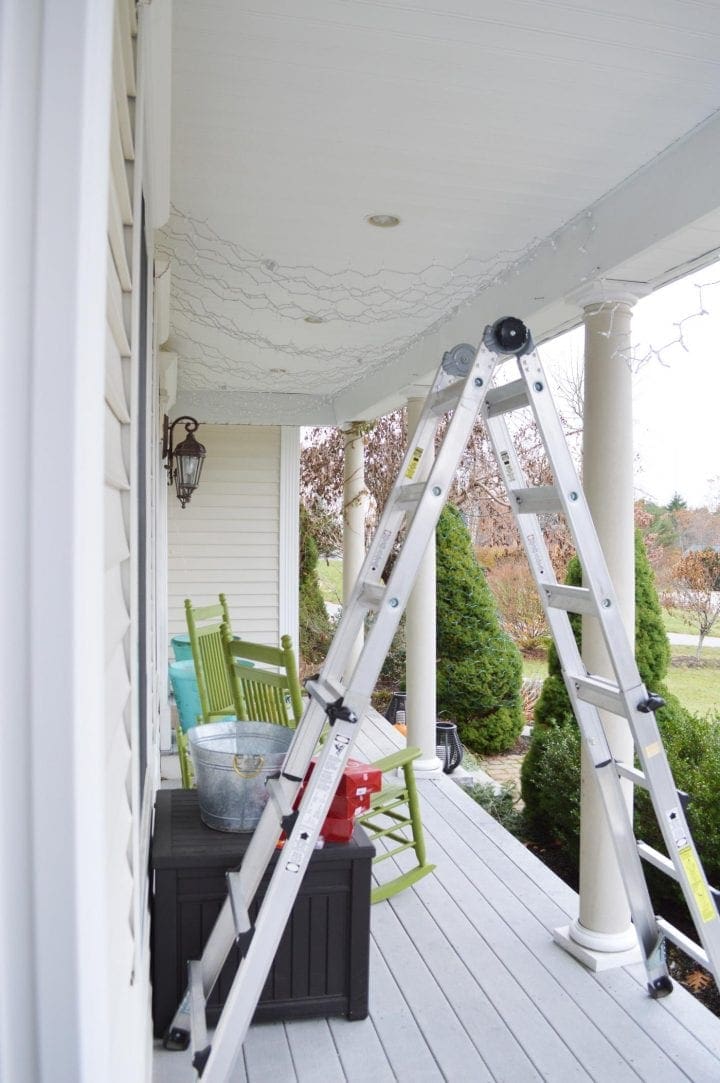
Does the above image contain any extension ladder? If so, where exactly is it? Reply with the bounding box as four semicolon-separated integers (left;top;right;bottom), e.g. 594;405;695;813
167;317;720;1080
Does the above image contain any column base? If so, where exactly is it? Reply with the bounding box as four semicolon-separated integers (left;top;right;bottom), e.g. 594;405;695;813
412;755;444;777
553;922;642;972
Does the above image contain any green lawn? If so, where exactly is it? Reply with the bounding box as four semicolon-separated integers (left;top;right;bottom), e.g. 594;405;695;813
317;557;343;605
664;663;720;718
318;562;719;718
663;606;704;635
522;646;720;719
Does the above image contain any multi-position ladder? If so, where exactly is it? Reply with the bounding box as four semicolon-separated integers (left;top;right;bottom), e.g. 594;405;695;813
167;317;720;1080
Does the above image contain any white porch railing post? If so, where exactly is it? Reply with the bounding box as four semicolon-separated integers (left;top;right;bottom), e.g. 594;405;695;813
556;282;649;968
405;397;443;773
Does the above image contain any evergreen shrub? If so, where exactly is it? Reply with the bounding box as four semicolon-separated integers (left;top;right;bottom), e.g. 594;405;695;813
299;505;332;667
522;530;673;855
436;505;524;755
635;694;720;902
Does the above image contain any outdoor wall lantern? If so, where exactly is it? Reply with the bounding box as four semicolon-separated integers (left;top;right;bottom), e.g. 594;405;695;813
162;415;206;508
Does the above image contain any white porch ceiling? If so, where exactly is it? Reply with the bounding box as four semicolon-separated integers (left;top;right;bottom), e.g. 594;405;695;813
162;0;720;425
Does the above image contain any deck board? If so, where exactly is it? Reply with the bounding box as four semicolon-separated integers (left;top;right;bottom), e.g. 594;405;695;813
154;711;720;1082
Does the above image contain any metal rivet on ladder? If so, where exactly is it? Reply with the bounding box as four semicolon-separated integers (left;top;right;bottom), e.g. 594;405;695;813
474;377;484;386
569;491;578;501
389;597;399;608
533;381;543;391
602;598;611;608
432;486;441;496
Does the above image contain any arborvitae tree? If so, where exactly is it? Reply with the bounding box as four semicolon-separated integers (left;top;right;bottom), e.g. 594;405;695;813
635;529;671;686
436;505;524;754
299;504;332;667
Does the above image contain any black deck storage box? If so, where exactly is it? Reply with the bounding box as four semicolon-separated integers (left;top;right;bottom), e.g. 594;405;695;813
151;788;373;1037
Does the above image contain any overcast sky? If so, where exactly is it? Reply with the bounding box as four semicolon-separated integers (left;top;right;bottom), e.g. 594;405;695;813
538;262;720;510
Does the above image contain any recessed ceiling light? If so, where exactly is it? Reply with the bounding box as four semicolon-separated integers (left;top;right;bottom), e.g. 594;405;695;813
367;214;400;228
304;314;324;324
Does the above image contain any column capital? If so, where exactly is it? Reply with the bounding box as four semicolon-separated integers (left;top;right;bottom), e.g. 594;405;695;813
340;420;367;438
566;278;652;312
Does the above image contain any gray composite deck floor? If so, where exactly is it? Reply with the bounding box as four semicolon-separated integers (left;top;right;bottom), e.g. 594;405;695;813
154;712;720;1082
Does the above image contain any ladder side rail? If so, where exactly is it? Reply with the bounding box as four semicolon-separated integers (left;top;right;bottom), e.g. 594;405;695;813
172;342;502;1069
483;409;669;989
164;697;334;1043
349;344;502;696
628;702;720;960
200;712;369;1082
513;350;640;694
509;355;720;971
318;367;460;684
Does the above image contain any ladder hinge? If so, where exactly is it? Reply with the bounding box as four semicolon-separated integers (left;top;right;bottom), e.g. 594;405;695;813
163;1026;190;1051
193;1046;212;1076
326;696;358;726
236;927;255;955
637;692;666;713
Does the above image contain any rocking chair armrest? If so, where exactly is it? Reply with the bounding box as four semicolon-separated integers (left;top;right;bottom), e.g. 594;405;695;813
370;746;422;775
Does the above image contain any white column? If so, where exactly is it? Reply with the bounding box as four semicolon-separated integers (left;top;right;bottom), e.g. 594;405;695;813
342;423;367;673
405;397;443;773
555;282;647;968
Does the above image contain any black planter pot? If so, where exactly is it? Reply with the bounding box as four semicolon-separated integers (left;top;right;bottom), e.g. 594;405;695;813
384;692;407;727
435;721;463;774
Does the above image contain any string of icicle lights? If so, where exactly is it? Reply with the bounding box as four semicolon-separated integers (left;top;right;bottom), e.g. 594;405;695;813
158;206;720;397
157;204;558;394
570;274;720;372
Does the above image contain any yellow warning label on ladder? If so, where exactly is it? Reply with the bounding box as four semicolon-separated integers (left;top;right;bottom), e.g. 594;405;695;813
405;446;424;479
678;847;717;923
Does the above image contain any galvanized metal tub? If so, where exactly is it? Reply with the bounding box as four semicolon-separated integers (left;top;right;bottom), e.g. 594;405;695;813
188;720;293;832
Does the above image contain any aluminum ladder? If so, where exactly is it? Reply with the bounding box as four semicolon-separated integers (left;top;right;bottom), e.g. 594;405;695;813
167;317;720;1080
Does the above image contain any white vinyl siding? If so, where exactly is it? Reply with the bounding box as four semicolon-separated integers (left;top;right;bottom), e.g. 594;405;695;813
168;425;282;643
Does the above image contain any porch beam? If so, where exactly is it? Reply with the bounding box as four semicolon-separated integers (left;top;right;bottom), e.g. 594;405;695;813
334;109;720;424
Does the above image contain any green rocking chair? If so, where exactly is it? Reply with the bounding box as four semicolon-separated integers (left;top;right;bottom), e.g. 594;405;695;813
358;746;436;903
222;625;304;729
177;594;236;788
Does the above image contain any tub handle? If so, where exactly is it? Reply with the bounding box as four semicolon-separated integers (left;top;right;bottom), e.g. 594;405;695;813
233;754;265;779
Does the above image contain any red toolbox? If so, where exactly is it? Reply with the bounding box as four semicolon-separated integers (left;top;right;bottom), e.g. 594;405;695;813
305;757;383;798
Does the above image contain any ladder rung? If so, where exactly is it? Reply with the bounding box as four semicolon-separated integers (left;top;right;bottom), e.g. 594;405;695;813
427;380;465;417
358;581;386;609
395;482;426;509
266;777;295;819
572;674;625;715
306;676;346;710
226;869;253;935
510;486;562;514
616;761;648;789
638;841;677;881
542;583;597;616
188;960;209;1062
484;379;530;417
656;917;710;970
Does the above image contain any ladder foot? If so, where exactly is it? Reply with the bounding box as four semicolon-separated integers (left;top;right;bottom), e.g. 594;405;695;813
193;1045;212;1076
163;1026;190;1051
648;975;673;999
